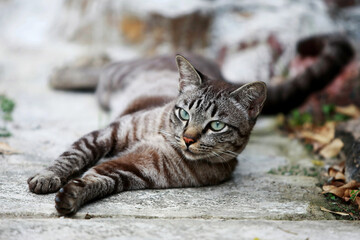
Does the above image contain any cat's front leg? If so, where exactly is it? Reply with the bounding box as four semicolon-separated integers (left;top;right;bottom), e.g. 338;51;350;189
28;122;122;194
54;145;169;215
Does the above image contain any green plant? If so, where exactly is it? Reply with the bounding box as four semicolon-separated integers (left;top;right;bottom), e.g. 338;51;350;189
267;164;320;177
323;193;360;220
0;95;15;137
350;189;360;202
286;104;351;128
322;104;350;122
288;109;313;126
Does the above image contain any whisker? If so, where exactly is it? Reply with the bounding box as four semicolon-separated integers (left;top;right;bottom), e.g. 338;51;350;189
224;150;239;157
211;151;227;162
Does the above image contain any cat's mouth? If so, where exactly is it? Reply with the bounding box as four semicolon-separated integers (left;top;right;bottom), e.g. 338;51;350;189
181;146;201;159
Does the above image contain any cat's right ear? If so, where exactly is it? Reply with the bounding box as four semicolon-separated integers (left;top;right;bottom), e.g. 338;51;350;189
175;54;202;92
230;81;267;120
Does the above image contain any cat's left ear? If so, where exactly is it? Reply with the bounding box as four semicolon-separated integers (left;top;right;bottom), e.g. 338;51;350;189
230;81;267;119
175;54;203;92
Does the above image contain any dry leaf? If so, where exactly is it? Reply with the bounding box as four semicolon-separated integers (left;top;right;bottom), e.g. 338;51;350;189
344;189;352;199
300;131;332;145
319;138;344;159
331;181;345;187
328;168;338;177
323;181;360;198
0;142;18;155
341;180;360;189
335;105;360;118
299;122;335;145
328;187;346;197
328;162;345;175
323;185;337;192
320;206;349;216
334;171;346;181
323;161;360;212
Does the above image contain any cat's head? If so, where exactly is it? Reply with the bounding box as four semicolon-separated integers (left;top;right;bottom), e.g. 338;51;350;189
169;55;267;162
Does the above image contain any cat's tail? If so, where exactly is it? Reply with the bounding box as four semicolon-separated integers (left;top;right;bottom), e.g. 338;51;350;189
262;34;355;114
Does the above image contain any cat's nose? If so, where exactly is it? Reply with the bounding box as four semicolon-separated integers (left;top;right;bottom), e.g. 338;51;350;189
183;127;200;148
183;136;196;147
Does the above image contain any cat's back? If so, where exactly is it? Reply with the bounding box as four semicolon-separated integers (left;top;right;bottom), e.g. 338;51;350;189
96;54;224;115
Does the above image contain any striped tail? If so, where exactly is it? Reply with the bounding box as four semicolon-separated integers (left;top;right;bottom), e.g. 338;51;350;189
262;34;355;114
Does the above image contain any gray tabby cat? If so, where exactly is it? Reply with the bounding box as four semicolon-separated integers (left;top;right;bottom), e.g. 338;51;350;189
27;34;353;215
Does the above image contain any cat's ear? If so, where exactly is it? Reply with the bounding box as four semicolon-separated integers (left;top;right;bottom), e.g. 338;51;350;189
230;81;267;119
175;54;203;92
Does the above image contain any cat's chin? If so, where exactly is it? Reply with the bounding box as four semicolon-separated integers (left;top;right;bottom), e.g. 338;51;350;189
182;149;204;161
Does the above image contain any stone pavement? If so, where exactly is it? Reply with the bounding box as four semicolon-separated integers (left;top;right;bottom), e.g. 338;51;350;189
1;43;360;240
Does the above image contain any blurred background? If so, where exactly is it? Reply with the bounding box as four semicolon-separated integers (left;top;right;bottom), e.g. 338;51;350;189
0;0;360;120
1;0;359;76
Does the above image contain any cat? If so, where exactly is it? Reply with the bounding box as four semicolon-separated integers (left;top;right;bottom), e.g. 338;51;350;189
27;34;353;215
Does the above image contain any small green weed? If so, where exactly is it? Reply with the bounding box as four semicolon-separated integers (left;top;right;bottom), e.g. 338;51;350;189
288;109;312;126
324;193;360;220
350;189;360;202
267;164;320;177
0;95;15;137
322;104;350;122
286;104;350;128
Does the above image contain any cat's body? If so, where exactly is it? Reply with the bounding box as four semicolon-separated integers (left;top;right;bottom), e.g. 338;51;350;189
28;34;354;215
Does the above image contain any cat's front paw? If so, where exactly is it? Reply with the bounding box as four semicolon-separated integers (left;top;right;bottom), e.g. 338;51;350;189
55;179;86;215
27;170;63;194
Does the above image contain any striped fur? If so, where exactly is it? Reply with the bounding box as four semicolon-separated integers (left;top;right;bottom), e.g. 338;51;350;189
28;34;354;215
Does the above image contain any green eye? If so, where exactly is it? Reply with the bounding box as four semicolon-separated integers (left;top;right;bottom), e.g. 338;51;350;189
179;108;190;121
210;121;226;131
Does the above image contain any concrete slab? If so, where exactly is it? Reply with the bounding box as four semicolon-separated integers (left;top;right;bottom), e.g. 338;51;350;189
1;218;360;240
0;156;323;220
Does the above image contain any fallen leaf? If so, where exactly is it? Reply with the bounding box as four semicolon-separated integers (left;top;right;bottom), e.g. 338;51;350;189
344;189;352;199
335;105;360;118
330;181;345;187
319;138;344;159
340;180;360;189
299;122;335;145
300;131;332;145
0;142;18;154
322;161;360;212
323;181;360;198
320;206;349;216
334;171;346;181
326;187;346;198
323;185;337;192
328;168;338;177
